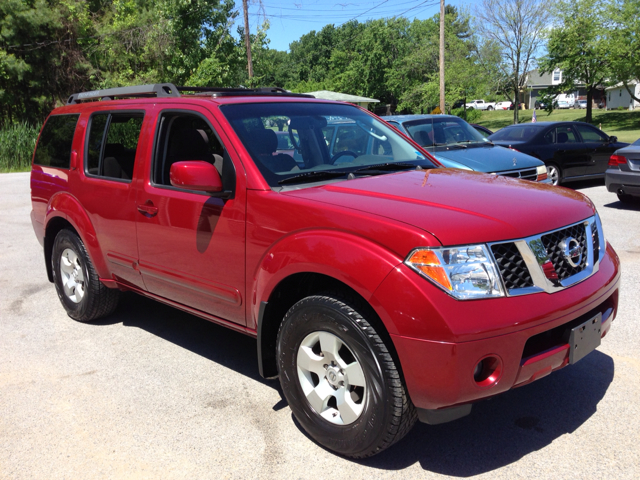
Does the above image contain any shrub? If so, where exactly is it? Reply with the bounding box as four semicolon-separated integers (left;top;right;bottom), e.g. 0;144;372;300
0;122;40;172
451;107;482;123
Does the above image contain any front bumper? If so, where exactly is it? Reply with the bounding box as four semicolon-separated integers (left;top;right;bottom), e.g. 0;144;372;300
373;242;620;414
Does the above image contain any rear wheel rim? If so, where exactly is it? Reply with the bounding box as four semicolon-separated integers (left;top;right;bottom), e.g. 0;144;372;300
296;331;366;425
60;248;85;303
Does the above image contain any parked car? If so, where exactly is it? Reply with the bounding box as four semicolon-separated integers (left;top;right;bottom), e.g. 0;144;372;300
385;114;548;182
30;84;620;459
509;102;526;110
577;100;588;109
606;137;640;203
495;101;512;110
471;123;494;137
556;94;576;108
465;99;496;110
488;121;629;185
534;100;548;109
556;100;571;109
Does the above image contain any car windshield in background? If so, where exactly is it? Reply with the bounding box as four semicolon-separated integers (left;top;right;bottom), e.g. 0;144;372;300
490;125;543;142
403;117;488;147
220;103;435;188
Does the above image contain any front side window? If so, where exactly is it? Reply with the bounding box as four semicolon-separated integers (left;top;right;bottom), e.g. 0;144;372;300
85;112;143;181
152;111;234;192
221;103;435;188
33;114;80;168
574;124;608;143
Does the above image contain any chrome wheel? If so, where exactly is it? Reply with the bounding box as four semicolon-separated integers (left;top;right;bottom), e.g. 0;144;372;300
547;165;560;185
59;248;85;303
296;331;366;425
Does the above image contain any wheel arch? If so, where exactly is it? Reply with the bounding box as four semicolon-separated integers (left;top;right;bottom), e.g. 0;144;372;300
257;272;403;382
44;193;109;281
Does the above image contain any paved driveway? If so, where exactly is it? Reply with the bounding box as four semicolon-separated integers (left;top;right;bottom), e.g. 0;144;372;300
1;173;639;479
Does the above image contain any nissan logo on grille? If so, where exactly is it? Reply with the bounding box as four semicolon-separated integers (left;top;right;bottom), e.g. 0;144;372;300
560;237;583;267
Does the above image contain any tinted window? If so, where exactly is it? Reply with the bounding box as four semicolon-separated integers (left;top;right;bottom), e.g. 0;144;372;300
555;126;578;144
85;112;143;181
33;114;79;168
152;111;233;191
574;124;608;142
490;125;543;141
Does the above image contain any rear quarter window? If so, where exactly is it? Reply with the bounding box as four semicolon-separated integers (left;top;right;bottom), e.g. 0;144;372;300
491;126;541;142
33;114;80;168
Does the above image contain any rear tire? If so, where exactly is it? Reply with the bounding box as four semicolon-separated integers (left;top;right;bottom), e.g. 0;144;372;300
617;193;635;204
52;229;120;322
277;294;417;458
487;106;494;111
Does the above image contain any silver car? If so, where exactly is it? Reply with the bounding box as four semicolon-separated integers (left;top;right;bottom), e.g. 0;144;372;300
606;138;640;203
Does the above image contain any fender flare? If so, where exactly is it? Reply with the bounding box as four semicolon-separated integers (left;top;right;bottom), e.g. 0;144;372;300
44;192;110;279
250;228;404;332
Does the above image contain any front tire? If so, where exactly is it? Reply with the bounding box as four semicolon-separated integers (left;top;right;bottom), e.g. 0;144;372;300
277;295;416;458
52;229;120;322
547;163;562;186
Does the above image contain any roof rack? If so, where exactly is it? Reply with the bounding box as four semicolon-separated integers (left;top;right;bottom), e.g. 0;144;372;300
66;83;313;104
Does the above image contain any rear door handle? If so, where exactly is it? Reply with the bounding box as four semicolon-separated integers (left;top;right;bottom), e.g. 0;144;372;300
557;149;566;154
137;201;158;217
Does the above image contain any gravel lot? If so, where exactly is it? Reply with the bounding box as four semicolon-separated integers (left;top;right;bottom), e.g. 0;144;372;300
1;172;639;479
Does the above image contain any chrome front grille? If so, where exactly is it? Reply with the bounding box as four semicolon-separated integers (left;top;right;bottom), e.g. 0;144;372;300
497;168;538;181
489;216;605;296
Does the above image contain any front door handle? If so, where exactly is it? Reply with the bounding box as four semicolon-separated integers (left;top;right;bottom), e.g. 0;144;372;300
557;149;566;154
137;201;158;217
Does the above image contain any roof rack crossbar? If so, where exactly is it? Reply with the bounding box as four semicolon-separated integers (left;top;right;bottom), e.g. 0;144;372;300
66;83;180;105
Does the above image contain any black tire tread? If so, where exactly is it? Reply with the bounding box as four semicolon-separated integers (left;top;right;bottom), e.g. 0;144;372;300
53;229;120;322
277;293;417;458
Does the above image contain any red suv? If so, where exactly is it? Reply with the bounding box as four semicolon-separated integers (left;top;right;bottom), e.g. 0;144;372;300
30;84;620;458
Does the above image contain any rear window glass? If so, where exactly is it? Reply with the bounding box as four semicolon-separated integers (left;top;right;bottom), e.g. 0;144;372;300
490;125;542;142
33;114;79;168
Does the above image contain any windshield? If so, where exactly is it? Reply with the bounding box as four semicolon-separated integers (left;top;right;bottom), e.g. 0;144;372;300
490;125;543;142
220;102;435;188
403;117;488;147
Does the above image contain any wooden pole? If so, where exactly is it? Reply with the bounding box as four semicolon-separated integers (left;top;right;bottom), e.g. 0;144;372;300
439;0;445;114
243;0;254;78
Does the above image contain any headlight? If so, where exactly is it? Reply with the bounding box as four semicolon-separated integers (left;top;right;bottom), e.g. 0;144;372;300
405;245;505;300
536;165;548;182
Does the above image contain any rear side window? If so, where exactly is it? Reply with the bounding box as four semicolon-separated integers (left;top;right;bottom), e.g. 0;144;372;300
33;114;80;168
490;126;541;141
85;112;144;181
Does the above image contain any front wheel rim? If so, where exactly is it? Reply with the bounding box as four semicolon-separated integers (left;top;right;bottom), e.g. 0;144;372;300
296;331;366;425
548;166;559;185
60;248;85;303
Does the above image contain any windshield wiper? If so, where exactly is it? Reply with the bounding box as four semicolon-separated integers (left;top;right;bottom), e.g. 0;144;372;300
351;163;419;175
278;170;346;185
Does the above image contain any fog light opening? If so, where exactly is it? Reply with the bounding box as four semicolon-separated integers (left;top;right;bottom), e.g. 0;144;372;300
473;355;503;387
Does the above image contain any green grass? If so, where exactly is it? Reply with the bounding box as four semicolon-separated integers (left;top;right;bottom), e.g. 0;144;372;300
477;109;640;144
0;122;40;173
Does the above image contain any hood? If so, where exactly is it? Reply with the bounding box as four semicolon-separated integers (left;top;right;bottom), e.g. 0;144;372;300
283;169;595;246
430;144;542;173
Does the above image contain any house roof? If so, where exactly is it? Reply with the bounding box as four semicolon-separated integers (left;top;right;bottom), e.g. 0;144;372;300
605;80;639;91
304;90;380;103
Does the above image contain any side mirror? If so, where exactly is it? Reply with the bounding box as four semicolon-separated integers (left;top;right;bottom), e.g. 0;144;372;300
609;136;618;144
170;161;222;193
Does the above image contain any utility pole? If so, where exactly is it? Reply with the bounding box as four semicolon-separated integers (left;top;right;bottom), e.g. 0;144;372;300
243;0;253;78
439;0;445;114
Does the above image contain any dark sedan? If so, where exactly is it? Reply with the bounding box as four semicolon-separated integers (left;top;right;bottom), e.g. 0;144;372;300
488;122;629;185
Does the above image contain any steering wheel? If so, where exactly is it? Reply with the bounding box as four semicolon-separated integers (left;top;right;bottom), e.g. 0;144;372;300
288;128;302;152
330;150;358;164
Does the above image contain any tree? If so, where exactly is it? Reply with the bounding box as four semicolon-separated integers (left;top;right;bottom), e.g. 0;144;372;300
474;0;551;123
608;0;640;103
538;0;611;123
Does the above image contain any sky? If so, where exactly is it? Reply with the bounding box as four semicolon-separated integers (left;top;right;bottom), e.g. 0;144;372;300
235;0;467;52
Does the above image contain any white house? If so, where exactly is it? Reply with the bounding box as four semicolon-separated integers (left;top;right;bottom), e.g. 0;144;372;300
605;81;640;110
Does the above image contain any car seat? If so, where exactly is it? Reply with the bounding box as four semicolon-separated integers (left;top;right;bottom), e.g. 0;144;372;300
248;129;298;172
557;132;569;144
